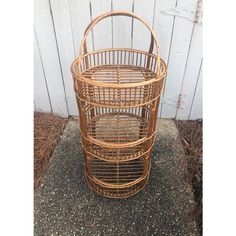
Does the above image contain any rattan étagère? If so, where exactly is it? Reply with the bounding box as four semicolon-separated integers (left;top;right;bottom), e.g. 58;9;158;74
71;11;167;198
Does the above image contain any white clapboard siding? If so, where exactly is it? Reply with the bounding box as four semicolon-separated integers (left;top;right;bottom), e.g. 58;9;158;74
189;59;202;120
176;22;202;119
160;0;199;118
154;0;177;62
68;0;92;55
34;0;202;120
132;0;155;52
90;0;112;50
34;0;68;117
50;0;78;116
153;0;178;117
112;0;134;49
34;31;52;113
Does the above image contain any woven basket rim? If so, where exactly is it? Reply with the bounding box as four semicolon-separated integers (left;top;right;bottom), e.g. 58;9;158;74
71;50;167;88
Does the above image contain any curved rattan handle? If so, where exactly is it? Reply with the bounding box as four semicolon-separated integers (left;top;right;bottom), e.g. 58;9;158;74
80;11;160;75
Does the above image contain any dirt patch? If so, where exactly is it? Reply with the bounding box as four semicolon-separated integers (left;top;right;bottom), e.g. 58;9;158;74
175;120;202;235
34;112;69;189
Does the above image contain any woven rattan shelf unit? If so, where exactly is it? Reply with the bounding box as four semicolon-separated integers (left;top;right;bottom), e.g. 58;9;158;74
71;11;167;198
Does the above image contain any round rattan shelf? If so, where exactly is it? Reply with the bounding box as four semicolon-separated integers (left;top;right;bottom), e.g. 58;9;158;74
71;11;167;198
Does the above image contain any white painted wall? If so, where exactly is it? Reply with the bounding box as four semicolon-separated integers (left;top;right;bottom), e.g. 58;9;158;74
34;0;202;120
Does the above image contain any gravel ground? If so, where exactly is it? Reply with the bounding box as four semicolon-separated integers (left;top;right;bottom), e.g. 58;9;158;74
34;119;199;236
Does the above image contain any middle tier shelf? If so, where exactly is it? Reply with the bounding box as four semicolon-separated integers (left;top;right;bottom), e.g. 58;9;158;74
87;112;148;144
80;111;156;162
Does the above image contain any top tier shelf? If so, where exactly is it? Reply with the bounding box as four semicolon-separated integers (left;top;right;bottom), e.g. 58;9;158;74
72;49;166;108
82;64;156;84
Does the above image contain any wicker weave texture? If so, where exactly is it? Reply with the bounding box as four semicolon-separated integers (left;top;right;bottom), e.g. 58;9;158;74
71;11;167;198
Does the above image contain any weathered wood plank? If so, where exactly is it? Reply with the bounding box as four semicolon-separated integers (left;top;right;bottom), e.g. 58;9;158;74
112;0;134;49
176;23;202;120
34;0;68;117
153;0;178;117
90;0;112;50
68;0;92;55
50;0;78;116
132;0;156;52
189;59;202;120
160;0;199;118
34;31;52;113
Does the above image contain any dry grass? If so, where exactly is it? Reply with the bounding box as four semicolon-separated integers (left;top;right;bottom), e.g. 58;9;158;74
176;120;202;235
34;112;68;189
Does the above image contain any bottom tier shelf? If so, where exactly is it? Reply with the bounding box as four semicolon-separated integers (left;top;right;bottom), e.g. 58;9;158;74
85;157;151;198
86;170;150;198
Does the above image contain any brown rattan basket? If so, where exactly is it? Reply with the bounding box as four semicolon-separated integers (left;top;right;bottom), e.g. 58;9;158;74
71;11;167;198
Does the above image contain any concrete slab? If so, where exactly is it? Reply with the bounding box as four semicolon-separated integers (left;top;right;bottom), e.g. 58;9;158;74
34;119;199;236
